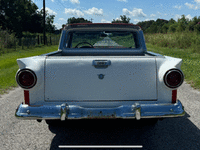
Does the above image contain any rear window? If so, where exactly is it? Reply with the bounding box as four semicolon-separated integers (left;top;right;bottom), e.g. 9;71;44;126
65;31;140;49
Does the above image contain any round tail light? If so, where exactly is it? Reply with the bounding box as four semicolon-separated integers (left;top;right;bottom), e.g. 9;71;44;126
164;69;184;88
16;69;37;89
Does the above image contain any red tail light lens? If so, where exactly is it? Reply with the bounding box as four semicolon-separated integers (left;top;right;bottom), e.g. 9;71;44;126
172;90;177;103
16;69;37;89
164;69;184;88
24;90;30;105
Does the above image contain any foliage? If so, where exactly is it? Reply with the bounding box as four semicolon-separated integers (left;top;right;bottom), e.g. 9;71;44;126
137;15;200;33
0;0;56;38
67;17;92;24
168;23;177;33
194;24;200;33
137;20;155;33
161;24;169;33
112;15;131;23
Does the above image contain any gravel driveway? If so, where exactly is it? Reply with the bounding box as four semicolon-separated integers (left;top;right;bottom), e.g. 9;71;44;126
0;82;200;150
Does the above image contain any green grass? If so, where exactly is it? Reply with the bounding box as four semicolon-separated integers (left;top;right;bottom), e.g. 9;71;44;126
146;43;200;91
144;31;200;54
0;45;58;94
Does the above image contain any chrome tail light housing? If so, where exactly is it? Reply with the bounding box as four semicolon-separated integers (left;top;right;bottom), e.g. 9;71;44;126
164;69;184;88
16;69;37;89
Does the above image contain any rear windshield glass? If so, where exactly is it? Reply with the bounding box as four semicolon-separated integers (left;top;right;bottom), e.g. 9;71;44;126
65;31;140;49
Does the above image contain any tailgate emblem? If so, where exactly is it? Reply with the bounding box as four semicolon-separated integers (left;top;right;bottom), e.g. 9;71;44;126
98;74;105;80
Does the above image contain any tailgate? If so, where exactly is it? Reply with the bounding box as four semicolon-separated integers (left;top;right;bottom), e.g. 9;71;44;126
44;57;157;101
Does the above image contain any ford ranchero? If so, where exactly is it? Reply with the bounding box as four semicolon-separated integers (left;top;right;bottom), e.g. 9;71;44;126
15;23;185;125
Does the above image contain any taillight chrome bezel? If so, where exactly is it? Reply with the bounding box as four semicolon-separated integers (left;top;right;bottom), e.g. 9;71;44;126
16;69;37;89
164;69;184;88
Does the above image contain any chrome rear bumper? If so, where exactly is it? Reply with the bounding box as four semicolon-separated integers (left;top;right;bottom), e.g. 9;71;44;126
15;100;185;120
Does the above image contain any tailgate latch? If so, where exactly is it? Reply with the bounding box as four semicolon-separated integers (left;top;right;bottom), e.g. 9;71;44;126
92;60;111;69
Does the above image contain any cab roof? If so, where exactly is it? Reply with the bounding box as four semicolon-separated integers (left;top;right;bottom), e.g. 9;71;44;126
64;23;141;30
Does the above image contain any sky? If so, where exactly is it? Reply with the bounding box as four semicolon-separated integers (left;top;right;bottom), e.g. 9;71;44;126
32;0;200;29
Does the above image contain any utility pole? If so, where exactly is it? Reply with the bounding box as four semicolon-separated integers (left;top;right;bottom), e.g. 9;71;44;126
90;18;93;23
43;0;46;45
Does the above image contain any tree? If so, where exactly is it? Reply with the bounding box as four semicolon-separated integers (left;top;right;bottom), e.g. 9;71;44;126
62;24;66;29
154;19;169;33
45;12;56;33
112;15;131;23
186;16;200;31
31;9;56;34
187;21;195;31
67;17;92;24
168;18;176;25
137;20;155;32
28;11;43;33
0;0;56;37
178;15;188;24
0;0;38;37
176;22;185;32
161;24;169;33
168;24;177;33
176;15;188;32
140;19;168;33
194;24;200;33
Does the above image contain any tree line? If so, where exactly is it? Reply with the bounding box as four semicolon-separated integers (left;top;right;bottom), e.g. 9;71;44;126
0;0;56;38
66;15;200;34
137;15;200;33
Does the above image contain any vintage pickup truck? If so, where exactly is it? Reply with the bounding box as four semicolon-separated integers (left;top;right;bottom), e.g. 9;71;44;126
15;23;185;125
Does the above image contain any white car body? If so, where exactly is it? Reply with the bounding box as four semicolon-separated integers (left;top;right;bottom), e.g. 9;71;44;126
15;23;185;121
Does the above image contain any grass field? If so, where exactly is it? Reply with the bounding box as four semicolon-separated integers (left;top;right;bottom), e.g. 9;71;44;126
144;31;200;54
146;43;200;91
0;45;58;94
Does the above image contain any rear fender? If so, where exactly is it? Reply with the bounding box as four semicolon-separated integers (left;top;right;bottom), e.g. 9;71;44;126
16;56;46;105
156;56;183;103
